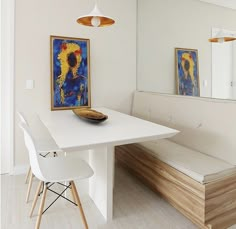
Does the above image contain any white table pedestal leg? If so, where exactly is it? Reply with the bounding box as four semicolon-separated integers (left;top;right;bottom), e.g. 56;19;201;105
89;146;114;221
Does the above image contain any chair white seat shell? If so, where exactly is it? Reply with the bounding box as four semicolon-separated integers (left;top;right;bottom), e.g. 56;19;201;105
38;156;93;183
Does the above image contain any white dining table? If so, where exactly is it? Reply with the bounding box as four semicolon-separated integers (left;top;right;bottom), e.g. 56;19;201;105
41;107;178;221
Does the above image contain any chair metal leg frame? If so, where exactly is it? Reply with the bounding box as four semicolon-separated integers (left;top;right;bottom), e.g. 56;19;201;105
38;182;71;196
31;181;88;229
43;184;76;214
57;182;71;188
39;152;51;158
38;182;53;196
30;181;77;217
30;182;65;217
31;182;76;216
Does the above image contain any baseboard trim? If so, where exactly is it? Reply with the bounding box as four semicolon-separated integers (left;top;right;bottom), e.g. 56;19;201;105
11;164;29;175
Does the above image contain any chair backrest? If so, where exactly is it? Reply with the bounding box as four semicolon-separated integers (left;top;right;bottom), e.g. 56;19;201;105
19;122;45;181
17;111;28;125
17;112;61;153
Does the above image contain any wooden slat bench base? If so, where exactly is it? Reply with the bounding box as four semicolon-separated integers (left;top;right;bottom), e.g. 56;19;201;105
115;144;236;229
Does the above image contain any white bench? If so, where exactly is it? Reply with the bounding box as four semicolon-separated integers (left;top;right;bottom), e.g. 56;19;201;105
116;91;236;229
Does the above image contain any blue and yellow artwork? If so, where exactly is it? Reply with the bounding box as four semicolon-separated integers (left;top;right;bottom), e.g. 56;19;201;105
51;36;90;110
175;48;200;96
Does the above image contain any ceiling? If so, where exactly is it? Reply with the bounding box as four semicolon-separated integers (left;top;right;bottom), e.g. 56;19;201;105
199;0;236;10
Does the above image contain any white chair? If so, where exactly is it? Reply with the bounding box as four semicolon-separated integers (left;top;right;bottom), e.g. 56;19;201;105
19;122;94;229
17;111;63;202
17;111;31;181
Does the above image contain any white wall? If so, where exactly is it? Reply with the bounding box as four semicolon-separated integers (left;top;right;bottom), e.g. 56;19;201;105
0;0;3;173
137;0;236;97
15;0;137;168
1;0;14;174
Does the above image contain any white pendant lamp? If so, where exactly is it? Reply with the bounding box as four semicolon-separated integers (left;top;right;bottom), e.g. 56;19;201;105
77;0;115;27
209;30;236;43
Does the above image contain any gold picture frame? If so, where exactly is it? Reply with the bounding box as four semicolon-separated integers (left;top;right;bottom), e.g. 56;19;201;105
50;35;91;110
175;48;200;96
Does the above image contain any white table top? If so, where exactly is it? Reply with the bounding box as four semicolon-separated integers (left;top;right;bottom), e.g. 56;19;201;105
41;108;179;151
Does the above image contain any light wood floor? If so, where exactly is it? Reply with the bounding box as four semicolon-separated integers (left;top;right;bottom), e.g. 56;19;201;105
1;164;236;229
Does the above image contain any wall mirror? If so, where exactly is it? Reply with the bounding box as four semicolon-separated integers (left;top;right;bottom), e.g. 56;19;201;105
137;0;236;100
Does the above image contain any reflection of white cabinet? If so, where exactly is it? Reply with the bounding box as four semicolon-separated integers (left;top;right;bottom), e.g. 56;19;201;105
212;28;235;100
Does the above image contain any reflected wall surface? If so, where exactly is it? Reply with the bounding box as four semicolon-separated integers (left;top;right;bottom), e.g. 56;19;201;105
137;0;236;99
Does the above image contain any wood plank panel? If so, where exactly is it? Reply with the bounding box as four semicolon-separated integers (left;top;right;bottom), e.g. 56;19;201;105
207;208;236;229
116;145;206;227
119;144;205;197
205;174;236;227
116;144;236;229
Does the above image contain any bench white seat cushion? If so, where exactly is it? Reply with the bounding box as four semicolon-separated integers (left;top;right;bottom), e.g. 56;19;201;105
137;139;236;184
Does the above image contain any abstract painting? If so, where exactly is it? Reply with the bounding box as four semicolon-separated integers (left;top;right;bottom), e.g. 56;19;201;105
50;35;90;110
175;48;200;96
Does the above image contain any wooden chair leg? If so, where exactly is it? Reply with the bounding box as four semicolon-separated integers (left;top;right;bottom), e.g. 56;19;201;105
35;182;47;229
70;182;77;204
71;181;88;229
30;181;43;217
25;167;31;184
26;171;34;203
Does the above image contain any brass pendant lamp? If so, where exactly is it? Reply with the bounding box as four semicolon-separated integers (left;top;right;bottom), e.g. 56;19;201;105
76;0;115;27
209;30;236;43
